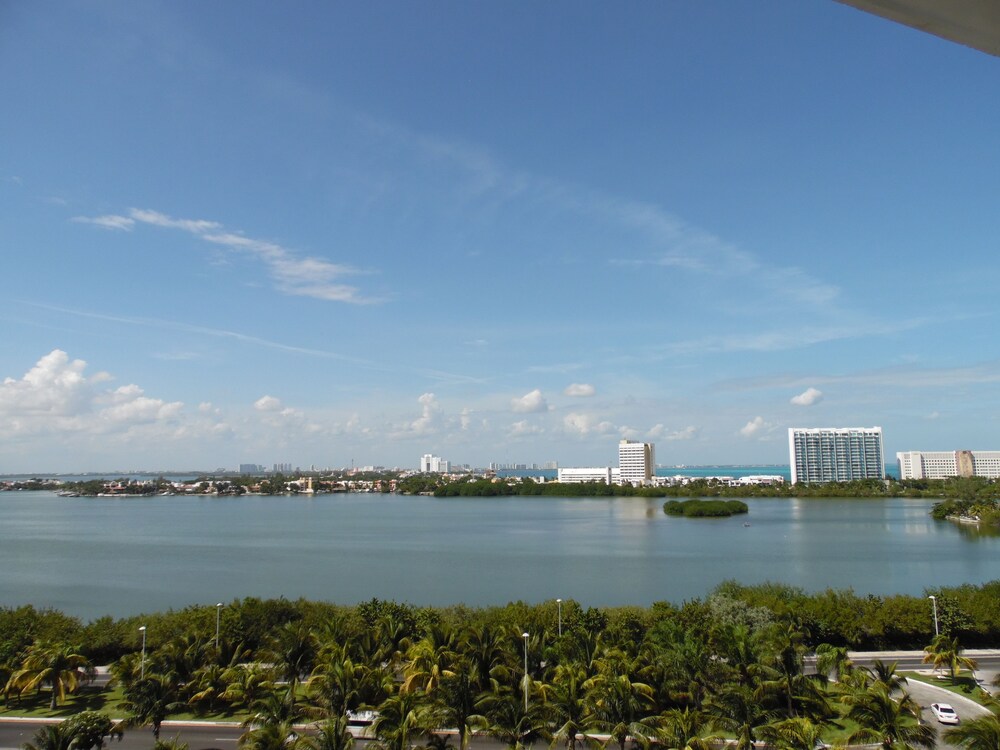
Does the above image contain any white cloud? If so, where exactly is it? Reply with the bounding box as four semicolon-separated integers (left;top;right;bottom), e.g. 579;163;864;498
790;387;823;407
0;350;186;439
254;395;282;412
460;407;471;430
0;349;94;416
410;392;441;435
74;207;372;304
739;416;767;438
564;383;595;397
563;412;615;436
511;388;549;413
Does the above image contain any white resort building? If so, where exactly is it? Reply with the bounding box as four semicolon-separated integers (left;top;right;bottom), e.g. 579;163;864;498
618;439;656;485
788;427;884;484
419;454;450;473
557;467;621;484
897;450;1000;480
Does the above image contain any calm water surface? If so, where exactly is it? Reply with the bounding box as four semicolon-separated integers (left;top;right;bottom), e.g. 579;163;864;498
1;492;997;621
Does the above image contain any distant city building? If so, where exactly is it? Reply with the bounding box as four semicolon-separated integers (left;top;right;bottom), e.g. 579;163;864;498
273;463;292;473
558;467;621;484
543;461;558;470
789;427;884;484
897;450;1000;480
420;454;450;473
239;463;264;474
618;439;655;485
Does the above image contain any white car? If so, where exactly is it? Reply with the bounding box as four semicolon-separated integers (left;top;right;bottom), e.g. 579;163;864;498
931;703;959;725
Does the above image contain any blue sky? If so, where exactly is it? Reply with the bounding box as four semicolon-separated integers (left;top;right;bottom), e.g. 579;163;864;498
2;1;1000;472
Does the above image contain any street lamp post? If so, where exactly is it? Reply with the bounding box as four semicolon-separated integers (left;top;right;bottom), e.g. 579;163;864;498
929;595;939;636
216;602;223;649
139;626;147;680
522;632;530;712
556;599;563;637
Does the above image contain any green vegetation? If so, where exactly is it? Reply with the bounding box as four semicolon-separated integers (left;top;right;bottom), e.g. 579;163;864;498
3;587;1000;749
663;499;748;518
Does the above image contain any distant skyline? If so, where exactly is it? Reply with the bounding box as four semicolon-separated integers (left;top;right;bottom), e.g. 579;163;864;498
3;3;1000;473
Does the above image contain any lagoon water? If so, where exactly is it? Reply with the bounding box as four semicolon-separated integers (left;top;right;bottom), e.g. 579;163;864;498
0;491;997;622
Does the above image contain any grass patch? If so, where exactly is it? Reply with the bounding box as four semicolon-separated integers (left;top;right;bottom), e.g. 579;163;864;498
903;671;993;706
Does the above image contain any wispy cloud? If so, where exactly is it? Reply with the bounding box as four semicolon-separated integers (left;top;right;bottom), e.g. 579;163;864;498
73;214;136;231
73;207;376;304
23;302;483;385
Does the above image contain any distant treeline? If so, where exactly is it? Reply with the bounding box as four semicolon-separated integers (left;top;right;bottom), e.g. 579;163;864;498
400;474;1000;502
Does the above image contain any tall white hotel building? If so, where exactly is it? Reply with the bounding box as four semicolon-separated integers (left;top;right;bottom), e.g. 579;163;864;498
618;439;655;485
788;427;885;484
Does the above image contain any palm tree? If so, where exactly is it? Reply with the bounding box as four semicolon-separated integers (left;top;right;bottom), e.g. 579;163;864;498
243;689;308;729
403;625;458;695
308;644;391;718
582;670;659;750
221;663;276;711
187;663;228;713
541;663;589;750
265;622;317;705
845;684;934;750
238;720;298;750
704;684;779;750
944;713;1000;750
923;634;978;681
431;664;486;750
476;687;549;750
299;716;354;750
757;718;827;750
371;690;433;750
6;641;94;709
460;625;513;691
120;674;186;740
813;643;853;683
21;724;78;750
659;707;712;750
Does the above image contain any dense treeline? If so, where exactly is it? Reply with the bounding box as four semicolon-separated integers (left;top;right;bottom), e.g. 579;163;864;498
3;584;997;750
2;580;999;668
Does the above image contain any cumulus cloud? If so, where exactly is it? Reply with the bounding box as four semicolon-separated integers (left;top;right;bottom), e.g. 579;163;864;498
254;395;283;412
410;392;441;434
563;412;615;436
564;383;595;397
790;387;823;407
511;389;549;413
74;207;373;304
0;350;185;438
740;416;767;438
